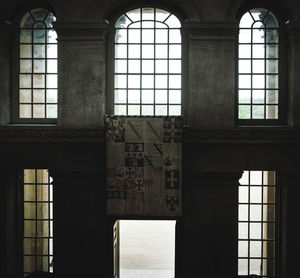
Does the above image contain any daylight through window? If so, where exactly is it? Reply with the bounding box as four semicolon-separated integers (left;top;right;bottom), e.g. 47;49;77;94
114;8;182;116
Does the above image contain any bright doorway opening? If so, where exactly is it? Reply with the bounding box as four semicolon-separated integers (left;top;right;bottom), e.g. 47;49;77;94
114;220;176;278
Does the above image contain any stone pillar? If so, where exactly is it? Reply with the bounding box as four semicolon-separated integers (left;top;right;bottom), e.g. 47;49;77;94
184;22;237;129
0;24;11;124
280;173;300;278
50;170;106;278
181;172;242;278
1;170;22;278
287;22;300;127
54;22;108;127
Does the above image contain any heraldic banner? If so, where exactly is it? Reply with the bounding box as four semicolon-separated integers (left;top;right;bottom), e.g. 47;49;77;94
105;116;182;216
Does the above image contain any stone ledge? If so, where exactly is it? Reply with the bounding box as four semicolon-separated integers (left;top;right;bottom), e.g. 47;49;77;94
0;127;299;143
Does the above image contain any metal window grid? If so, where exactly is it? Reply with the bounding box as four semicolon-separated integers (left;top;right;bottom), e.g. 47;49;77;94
238;9;279;121
114;7;182;116
23;169;53;275
19;9;58;119
238;171;276;278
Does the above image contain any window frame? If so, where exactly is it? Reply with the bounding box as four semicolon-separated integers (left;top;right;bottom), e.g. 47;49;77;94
107;6;187;117
12;6;58;124
235;6;287;126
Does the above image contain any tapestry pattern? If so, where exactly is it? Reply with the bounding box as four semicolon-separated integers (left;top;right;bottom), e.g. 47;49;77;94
106;116;182;216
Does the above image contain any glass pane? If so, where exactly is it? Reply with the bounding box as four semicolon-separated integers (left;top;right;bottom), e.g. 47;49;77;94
126;8;141;22
252;60;265;73
33;29;45;43
46;89;57;103
156;9;170;22
239;186;248;203
250;241;261;257
250;186;262;203
250;223;261;239
239;75;251;88
116;15;131;28
37;203;49;219
169;90;181;104
249;259;261;275
266;44;278;58
169;105;181;115
47;60;57;73
266;75;278;89
115;29;127;43
156;29;168;43
155;90;167;103
155;75;167;88
128;60;140;73
169;45;181;59
239;29;251;43
142;30;154;43
128;105;140;115
20;12;34;28
33;74;45;88
115;90;127;103
20;45;32;58
20;30;32;43
263;205;275;221
266;60;278;73
239;60;251;73
20;60;32;73
169;60;181;73
128;29;140;43
20;104;32;118
115;74;127;88
129;75;140;88
240;12;253;28
239;90;251;104
24;220;36;237
36;238;49;255
20;90;32;103
239;105;250;119
155;105;168;115
253;90;265;104
47;30;57;43
266;29;278;43
239;171;249;185
142;105;154;115
116;45;127;58
169;30;181;43
20;74;31;88
238;241;248;257
142;45;154;58
24;256;35;273
165;14;181;28
34;45;45;58
263;223;275;240
24;238;35;255
47;74;57;88
142;90;154;104
252;105;264;119
128;90;140;103
24;203;36;219
142;60;154;73
250;205;262;221
24;185;35;201
239;204;248;221
252;29;264;43
169;75;181;88
47;45;57;58
266;105;278;119
33;90;45;103
238;259;248;275
239;223;248;239
239;45;251;58
252;75;265;89
34;60;45;73
250;171;262;185
37;221;49;237
115;105;127;115
142;75;153;88
155;60;168;73
156;45;168;58
128;45;140;58
46;105;57;118
33;104;45;118
252;44;265;58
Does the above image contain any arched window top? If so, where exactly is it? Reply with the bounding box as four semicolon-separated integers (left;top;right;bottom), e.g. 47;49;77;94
115;8;181;28
20;8;56;29
240;8;278;29
18;8;58;121
113;7;182;116
237;8;281;123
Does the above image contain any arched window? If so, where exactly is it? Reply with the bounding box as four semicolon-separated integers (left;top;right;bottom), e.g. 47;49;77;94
238;8;281;123
19;9;57;120
114;8;182;116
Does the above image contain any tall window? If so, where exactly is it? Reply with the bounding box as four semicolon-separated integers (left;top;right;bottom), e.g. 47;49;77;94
238;171;276;277
23;169;53;275
114;8;182;116
238;9;279;122
19;9;57;120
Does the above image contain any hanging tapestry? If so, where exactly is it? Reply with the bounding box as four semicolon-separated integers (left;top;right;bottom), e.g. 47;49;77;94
106;116;182;216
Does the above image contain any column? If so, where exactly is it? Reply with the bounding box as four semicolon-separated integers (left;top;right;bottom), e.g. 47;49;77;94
54;21;108;127
181;172;242;278
50;170;106;278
